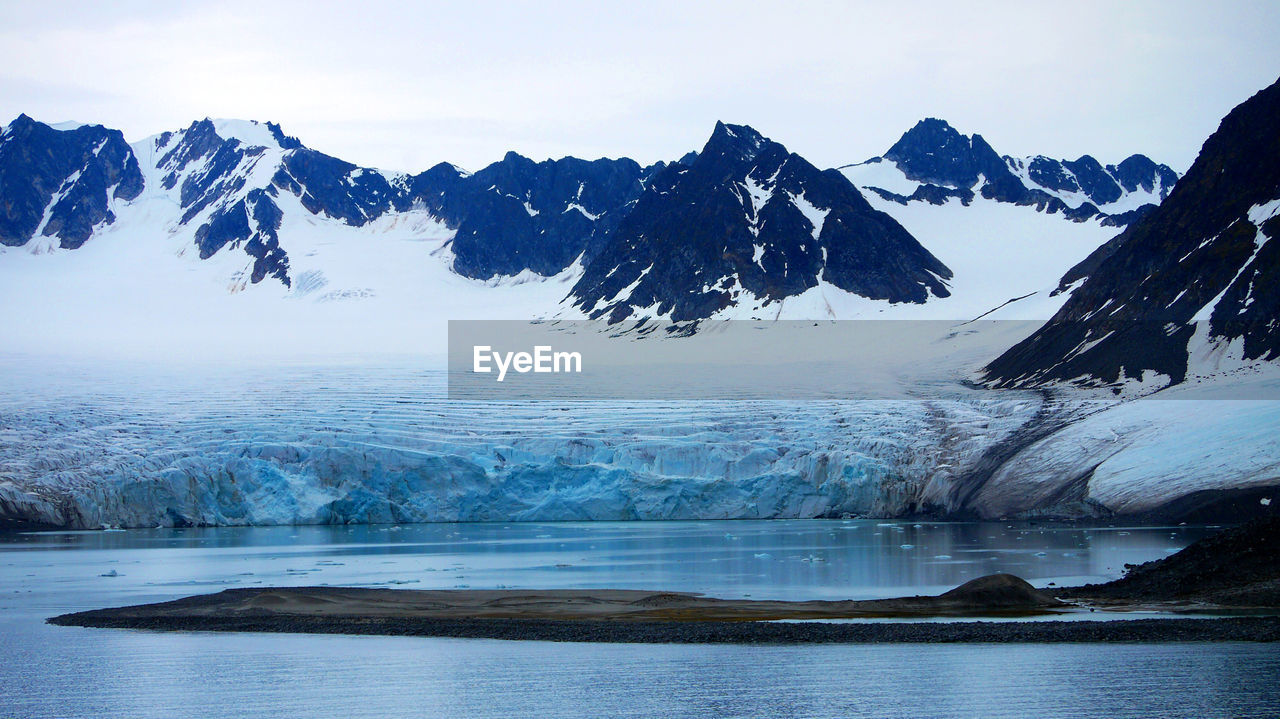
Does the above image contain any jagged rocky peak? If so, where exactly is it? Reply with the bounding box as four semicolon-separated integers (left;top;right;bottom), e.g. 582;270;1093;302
703;121;768;163
857;117;1180;226
569;121;952;323
983;76;1280;391
1024;152;1171;209
883;117;1005;188
1111;154;1180;194
156;118;302;154
0;114;144;249
422;150;652;280
153;119;306;195
161;118;419;287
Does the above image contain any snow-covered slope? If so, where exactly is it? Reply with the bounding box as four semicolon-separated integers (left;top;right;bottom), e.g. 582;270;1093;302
969;391;1280;520
0;114;1164;356
0;117;648;357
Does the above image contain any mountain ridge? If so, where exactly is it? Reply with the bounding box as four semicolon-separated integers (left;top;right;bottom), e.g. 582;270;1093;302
569;121;952;323
0;113;1182;326
844;117;1178;228
983;76;1280;391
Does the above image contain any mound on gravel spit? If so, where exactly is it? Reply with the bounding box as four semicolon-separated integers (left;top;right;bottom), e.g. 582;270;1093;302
940;574;1063;609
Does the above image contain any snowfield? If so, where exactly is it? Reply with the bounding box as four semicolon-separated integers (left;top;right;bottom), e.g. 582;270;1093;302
0;120;1131;358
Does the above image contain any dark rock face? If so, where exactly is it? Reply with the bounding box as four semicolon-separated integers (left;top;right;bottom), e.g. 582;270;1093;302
984;76;1280;389
884;119;1035;207
1062;155;1122;206
865;184;974;207
884;118;998;187
570;122;952;323
266;122;302;150
1027;156;1079;193
1060;517;1280;607
412;152;652;279
1111;154;1180;195
870;118;1178;226
0;115;143;248
194;188;290;286
274;149;404;226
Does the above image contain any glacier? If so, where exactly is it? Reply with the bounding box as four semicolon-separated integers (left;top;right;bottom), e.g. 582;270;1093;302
2;359;1276;529
0;361;1029;528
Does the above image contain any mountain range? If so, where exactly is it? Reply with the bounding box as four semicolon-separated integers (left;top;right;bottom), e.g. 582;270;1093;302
2;78;1280;528
0;111;1178;325
5;79;1280;394
852;117;1177;227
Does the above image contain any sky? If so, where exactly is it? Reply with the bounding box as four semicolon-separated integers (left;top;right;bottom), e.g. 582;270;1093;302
1;1;1278;175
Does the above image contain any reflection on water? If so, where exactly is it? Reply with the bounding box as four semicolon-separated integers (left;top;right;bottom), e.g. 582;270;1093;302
0;520;1217;609
3;520;1276;719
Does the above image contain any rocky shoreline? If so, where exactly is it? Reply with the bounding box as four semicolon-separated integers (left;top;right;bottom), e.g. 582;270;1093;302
48;518;1280;644
47;612;1280;644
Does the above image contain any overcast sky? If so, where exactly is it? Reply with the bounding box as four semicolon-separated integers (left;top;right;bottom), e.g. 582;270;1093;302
2;1;1278;174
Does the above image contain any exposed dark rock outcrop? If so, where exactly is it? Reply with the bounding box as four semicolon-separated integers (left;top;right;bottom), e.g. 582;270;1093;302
570;122;952;323
984;76;1280;389
859;117;1178;227
0;115;143;248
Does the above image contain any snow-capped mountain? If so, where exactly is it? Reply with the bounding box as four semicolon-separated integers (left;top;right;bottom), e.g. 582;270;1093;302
1;113;1178;306
569;122;952;324
0;115;144;250
431;152;656;279
0;111;1191;357
0;116;655;290
983;76;1280;392
842;118;1178;228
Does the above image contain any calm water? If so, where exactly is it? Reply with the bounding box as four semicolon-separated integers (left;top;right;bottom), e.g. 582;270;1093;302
2;520;1277;719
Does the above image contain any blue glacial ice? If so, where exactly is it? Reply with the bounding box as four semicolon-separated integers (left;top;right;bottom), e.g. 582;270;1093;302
1;362;1276;528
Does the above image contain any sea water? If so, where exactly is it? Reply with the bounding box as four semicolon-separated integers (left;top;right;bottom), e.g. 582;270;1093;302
2;520;1277;719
